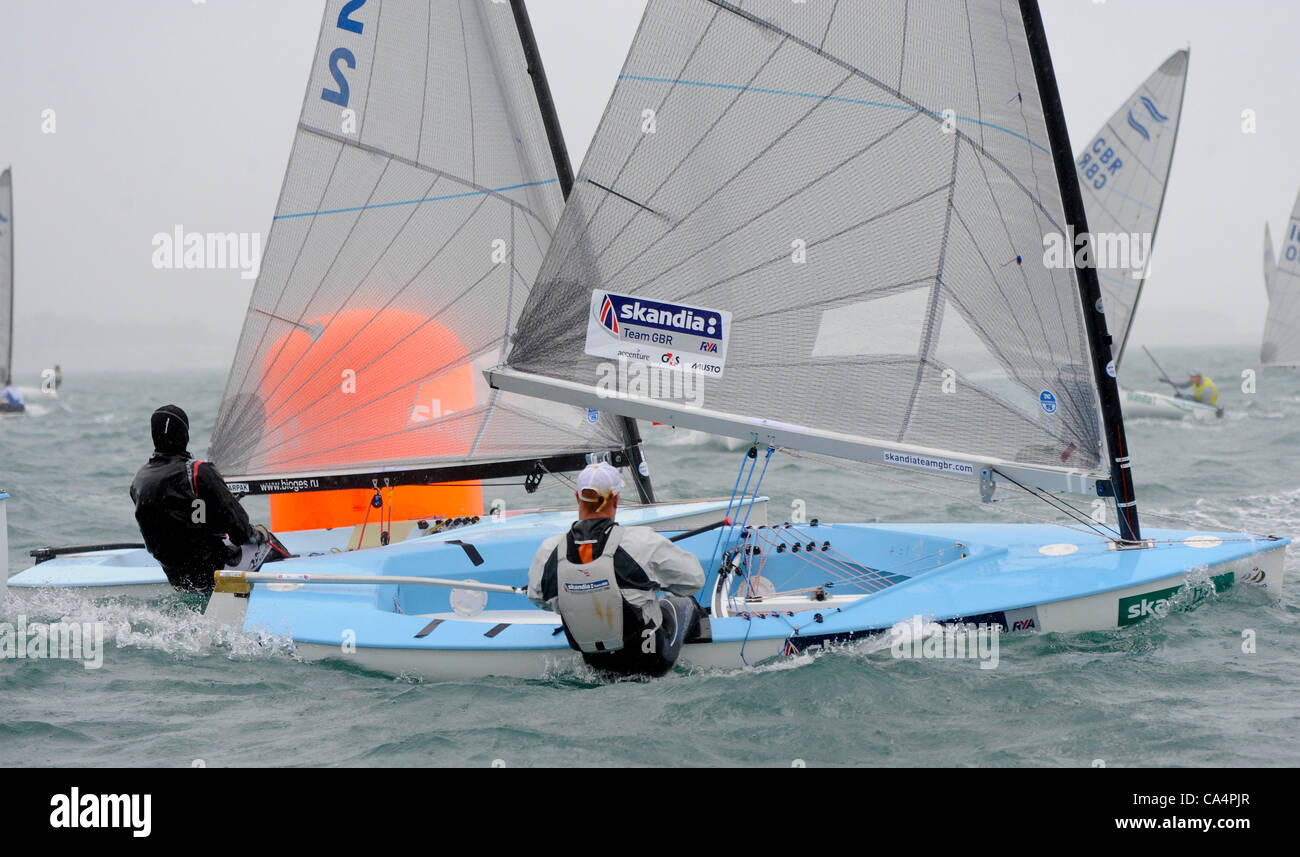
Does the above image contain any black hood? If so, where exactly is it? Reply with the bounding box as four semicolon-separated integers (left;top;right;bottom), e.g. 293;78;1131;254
151;405;191;455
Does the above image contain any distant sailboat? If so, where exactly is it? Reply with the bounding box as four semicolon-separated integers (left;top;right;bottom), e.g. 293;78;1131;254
1072;51;1216;420
0;168;23;416
1261;191;1300;367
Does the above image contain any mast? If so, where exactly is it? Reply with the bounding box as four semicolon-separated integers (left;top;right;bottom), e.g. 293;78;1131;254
1020;0;1141;541
1114;50;1191;371
510;0;657;505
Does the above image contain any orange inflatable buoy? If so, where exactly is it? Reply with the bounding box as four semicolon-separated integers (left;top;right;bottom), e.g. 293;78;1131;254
258;307;485;531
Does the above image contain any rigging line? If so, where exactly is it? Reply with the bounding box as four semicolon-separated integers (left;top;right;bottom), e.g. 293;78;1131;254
760;528;891;593
586;180;668;219
778;447;1116;540
991;467;1120;540
708;448;756;577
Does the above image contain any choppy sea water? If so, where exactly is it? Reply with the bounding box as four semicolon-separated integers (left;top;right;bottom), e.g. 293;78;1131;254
1;346;1297;767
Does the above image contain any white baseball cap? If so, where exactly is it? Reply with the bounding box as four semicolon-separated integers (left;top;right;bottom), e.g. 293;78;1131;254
576;462;624;502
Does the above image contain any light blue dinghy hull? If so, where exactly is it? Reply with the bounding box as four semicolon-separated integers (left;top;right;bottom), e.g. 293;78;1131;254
5;500;752;598
213;522;1288;680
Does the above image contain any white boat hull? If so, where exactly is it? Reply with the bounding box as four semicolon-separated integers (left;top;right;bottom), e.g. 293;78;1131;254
1121;387;1222;421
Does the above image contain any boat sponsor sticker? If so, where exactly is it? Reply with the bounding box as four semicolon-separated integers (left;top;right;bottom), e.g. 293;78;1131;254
585;290;731;378
1116;572;1234;627
881;450;975;477
1039;390;1058;415
564;579;612;593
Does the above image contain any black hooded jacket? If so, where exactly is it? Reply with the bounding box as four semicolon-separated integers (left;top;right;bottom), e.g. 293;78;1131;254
129;405;254;592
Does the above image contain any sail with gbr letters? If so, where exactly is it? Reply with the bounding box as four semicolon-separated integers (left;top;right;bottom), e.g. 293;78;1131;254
208;0;624;487
1261;191;1300;367
1075;50;1188;369
492;0;1126;499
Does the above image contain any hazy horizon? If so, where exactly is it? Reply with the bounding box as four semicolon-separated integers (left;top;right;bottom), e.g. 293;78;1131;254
2;0;1295;375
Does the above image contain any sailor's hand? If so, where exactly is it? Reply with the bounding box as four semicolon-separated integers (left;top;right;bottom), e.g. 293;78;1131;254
1158;376;1171;383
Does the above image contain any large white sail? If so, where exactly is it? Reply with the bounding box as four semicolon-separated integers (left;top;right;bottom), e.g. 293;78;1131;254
494;0;1114;495
209;0;624;483
1261;190;1300;367
0;169;12;384
1076;50;1188;368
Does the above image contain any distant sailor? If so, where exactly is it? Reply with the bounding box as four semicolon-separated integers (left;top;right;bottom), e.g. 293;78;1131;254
1161;370;1218;405
1;375;24;412
54;365;63;390
528;462;706;678
130;404;280;594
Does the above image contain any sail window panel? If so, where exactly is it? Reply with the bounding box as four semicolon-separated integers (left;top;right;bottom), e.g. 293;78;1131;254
813;288;930;358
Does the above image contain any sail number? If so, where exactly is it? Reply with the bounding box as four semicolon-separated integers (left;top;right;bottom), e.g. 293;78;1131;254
1077;137;1124;191
1287;224;1300;263
321;0;368;107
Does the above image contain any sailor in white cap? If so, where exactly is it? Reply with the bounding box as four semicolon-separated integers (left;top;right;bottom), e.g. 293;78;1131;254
527;461;706;677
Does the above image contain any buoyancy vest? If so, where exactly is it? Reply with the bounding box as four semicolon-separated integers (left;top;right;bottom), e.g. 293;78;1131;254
1192;377;1218;405
554;526;636;654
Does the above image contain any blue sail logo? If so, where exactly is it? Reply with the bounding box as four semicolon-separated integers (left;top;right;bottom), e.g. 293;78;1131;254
1126;96;1169;142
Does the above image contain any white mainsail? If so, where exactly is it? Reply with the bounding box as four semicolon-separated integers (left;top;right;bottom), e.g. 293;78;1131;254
493;0;1117;497
1076;50;1188;368
1261;189;1300;367
208;0;624;483
0;169;12;385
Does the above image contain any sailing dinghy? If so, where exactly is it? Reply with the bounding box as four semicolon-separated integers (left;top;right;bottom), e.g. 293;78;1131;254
200;0;1290;680
9;0;733;597
1261;191;1300;368
1071;52;1216;420
0;168;22;416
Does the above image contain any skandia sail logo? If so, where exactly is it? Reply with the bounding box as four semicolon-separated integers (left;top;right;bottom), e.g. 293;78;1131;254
599;295;620;334
597;293;723;340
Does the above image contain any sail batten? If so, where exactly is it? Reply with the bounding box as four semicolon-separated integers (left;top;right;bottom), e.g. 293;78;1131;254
501;0;1113;493
210;0;624;483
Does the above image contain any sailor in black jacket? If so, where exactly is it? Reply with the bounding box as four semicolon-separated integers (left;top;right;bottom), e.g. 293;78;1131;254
129;404;262;594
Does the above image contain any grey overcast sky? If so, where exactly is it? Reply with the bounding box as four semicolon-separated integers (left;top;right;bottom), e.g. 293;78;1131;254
1;0;1295;373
